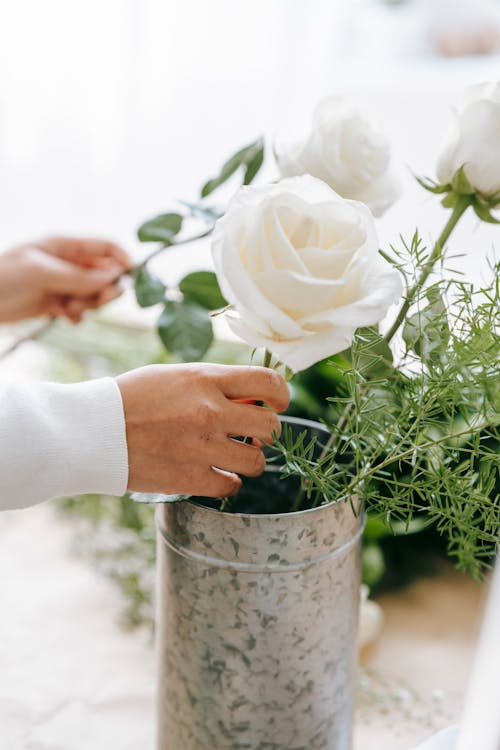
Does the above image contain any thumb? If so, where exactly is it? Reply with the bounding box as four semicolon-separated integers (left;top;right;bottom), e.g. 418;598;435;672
43;255;121;296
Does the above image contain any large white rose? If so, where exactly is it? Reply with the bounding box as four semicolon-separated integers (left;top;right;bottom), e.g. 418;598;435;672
437;82;500;201
276;97;401;218
212;176;402;372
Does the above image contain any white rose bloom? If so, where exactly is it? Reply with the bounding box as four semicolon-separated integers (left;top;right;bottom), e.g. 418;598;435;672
276;97;401;217
212;176;402;373
437;82;500;201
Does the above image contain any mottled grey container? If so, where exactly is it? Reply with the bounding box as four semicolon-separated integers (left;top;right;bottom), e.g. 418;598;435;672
156;418;363;750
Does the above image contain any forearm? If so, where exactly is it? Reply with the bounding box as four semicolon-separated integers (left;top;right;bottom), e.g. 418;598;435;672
0;378;128;510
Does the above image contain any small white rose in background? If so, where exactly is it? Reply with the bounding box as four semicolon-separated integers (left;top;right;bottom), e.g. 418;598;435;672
276;96;401;217
437;82;500;204
212;176;402;373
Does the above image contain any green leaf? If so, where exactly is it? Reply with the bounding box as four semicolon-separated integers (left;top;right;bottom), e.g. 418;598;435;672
133;267;166;307
158;299;214;361
362;543;386;587
451;165;475;195
179;271;227;310
137;213;183;243
415;174;450;195
484;188;500;208
390;517;430;536
348;327;394;379
365;513;430;542
201;138;264;198
425;285;445;309
441;192;458;209
364;515;392;542
243;142;265;185
473;200;500;224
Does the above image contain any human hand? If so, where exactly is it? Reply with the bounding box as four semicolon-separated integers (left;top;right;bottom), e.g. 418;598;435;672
0;236;131;323
116;363;290;498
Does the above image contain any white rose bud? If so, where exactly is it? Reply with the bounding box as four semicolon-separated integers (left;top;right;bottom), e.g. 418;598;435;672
212;176;402;373
437;82;500;203
276;97;401;217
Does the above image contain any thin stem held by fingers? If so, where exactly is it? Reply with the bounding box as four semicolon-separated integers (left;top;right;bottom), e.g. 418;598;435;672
0;227;216;362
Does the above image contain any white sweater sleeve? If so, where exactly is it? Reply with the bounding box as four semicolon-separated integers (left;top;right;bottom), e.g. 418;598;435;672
0;377;129;511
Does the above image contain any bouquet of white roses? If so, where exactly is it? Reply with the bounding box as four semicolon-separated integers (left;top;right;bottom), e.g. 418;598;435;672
129;85;499;582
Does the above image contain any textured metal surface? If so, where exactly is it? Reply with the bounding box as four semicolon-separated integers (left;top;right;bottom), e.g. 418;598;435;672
156;424;363;750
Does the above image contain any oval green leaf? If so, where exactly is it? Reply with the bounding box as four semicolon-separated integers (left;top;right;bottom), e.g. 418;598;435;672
133;267;166;307
179;271;227;310
201;138;264;198
243;143;264;185
137;213;183;243
158;299;214;361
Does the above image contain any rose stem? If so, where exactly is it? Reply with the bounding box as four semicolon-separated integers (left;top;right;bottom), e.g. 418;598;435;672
292;194;471;513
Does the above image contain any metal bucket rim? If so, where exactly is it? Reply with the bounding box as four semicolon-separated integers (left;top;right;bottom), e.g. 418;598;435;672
186;495;359;521
157;415;355;520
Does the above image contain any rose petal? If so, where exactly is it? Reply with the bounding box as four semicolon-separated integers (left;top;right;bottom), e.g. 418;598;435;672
277;96;400;216
451;100;500;196
227;314;354;372
437;85;500;197
213;214;304;339
256;269;345;317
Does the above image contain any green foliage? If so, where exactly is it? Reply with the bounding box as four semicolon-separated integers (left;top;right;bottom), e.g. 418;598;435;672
342;327;394;379
137;212;183;243
132;138;264;365
425;166;500;220
179;271;227;310
201;138;265;198
243;144;265;185
49;134;499;627
450;166;474;195
158;299;213;361
472;198;500;224
362;543;386;587
133;267;166;307
275;253;500;579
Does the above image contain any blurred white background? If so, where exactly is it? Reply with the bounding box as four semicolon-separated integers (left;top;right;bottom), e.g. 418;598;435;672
0;0;499;284
0;2;499;749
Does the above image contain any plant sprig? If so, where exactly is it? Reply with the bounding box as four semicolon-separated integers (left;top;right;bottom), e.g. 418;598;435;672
278;254;500;577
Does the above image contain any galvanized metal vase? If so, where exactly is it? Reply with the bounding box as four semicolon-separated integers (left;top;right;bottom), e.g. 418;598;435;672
156;417;363;750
